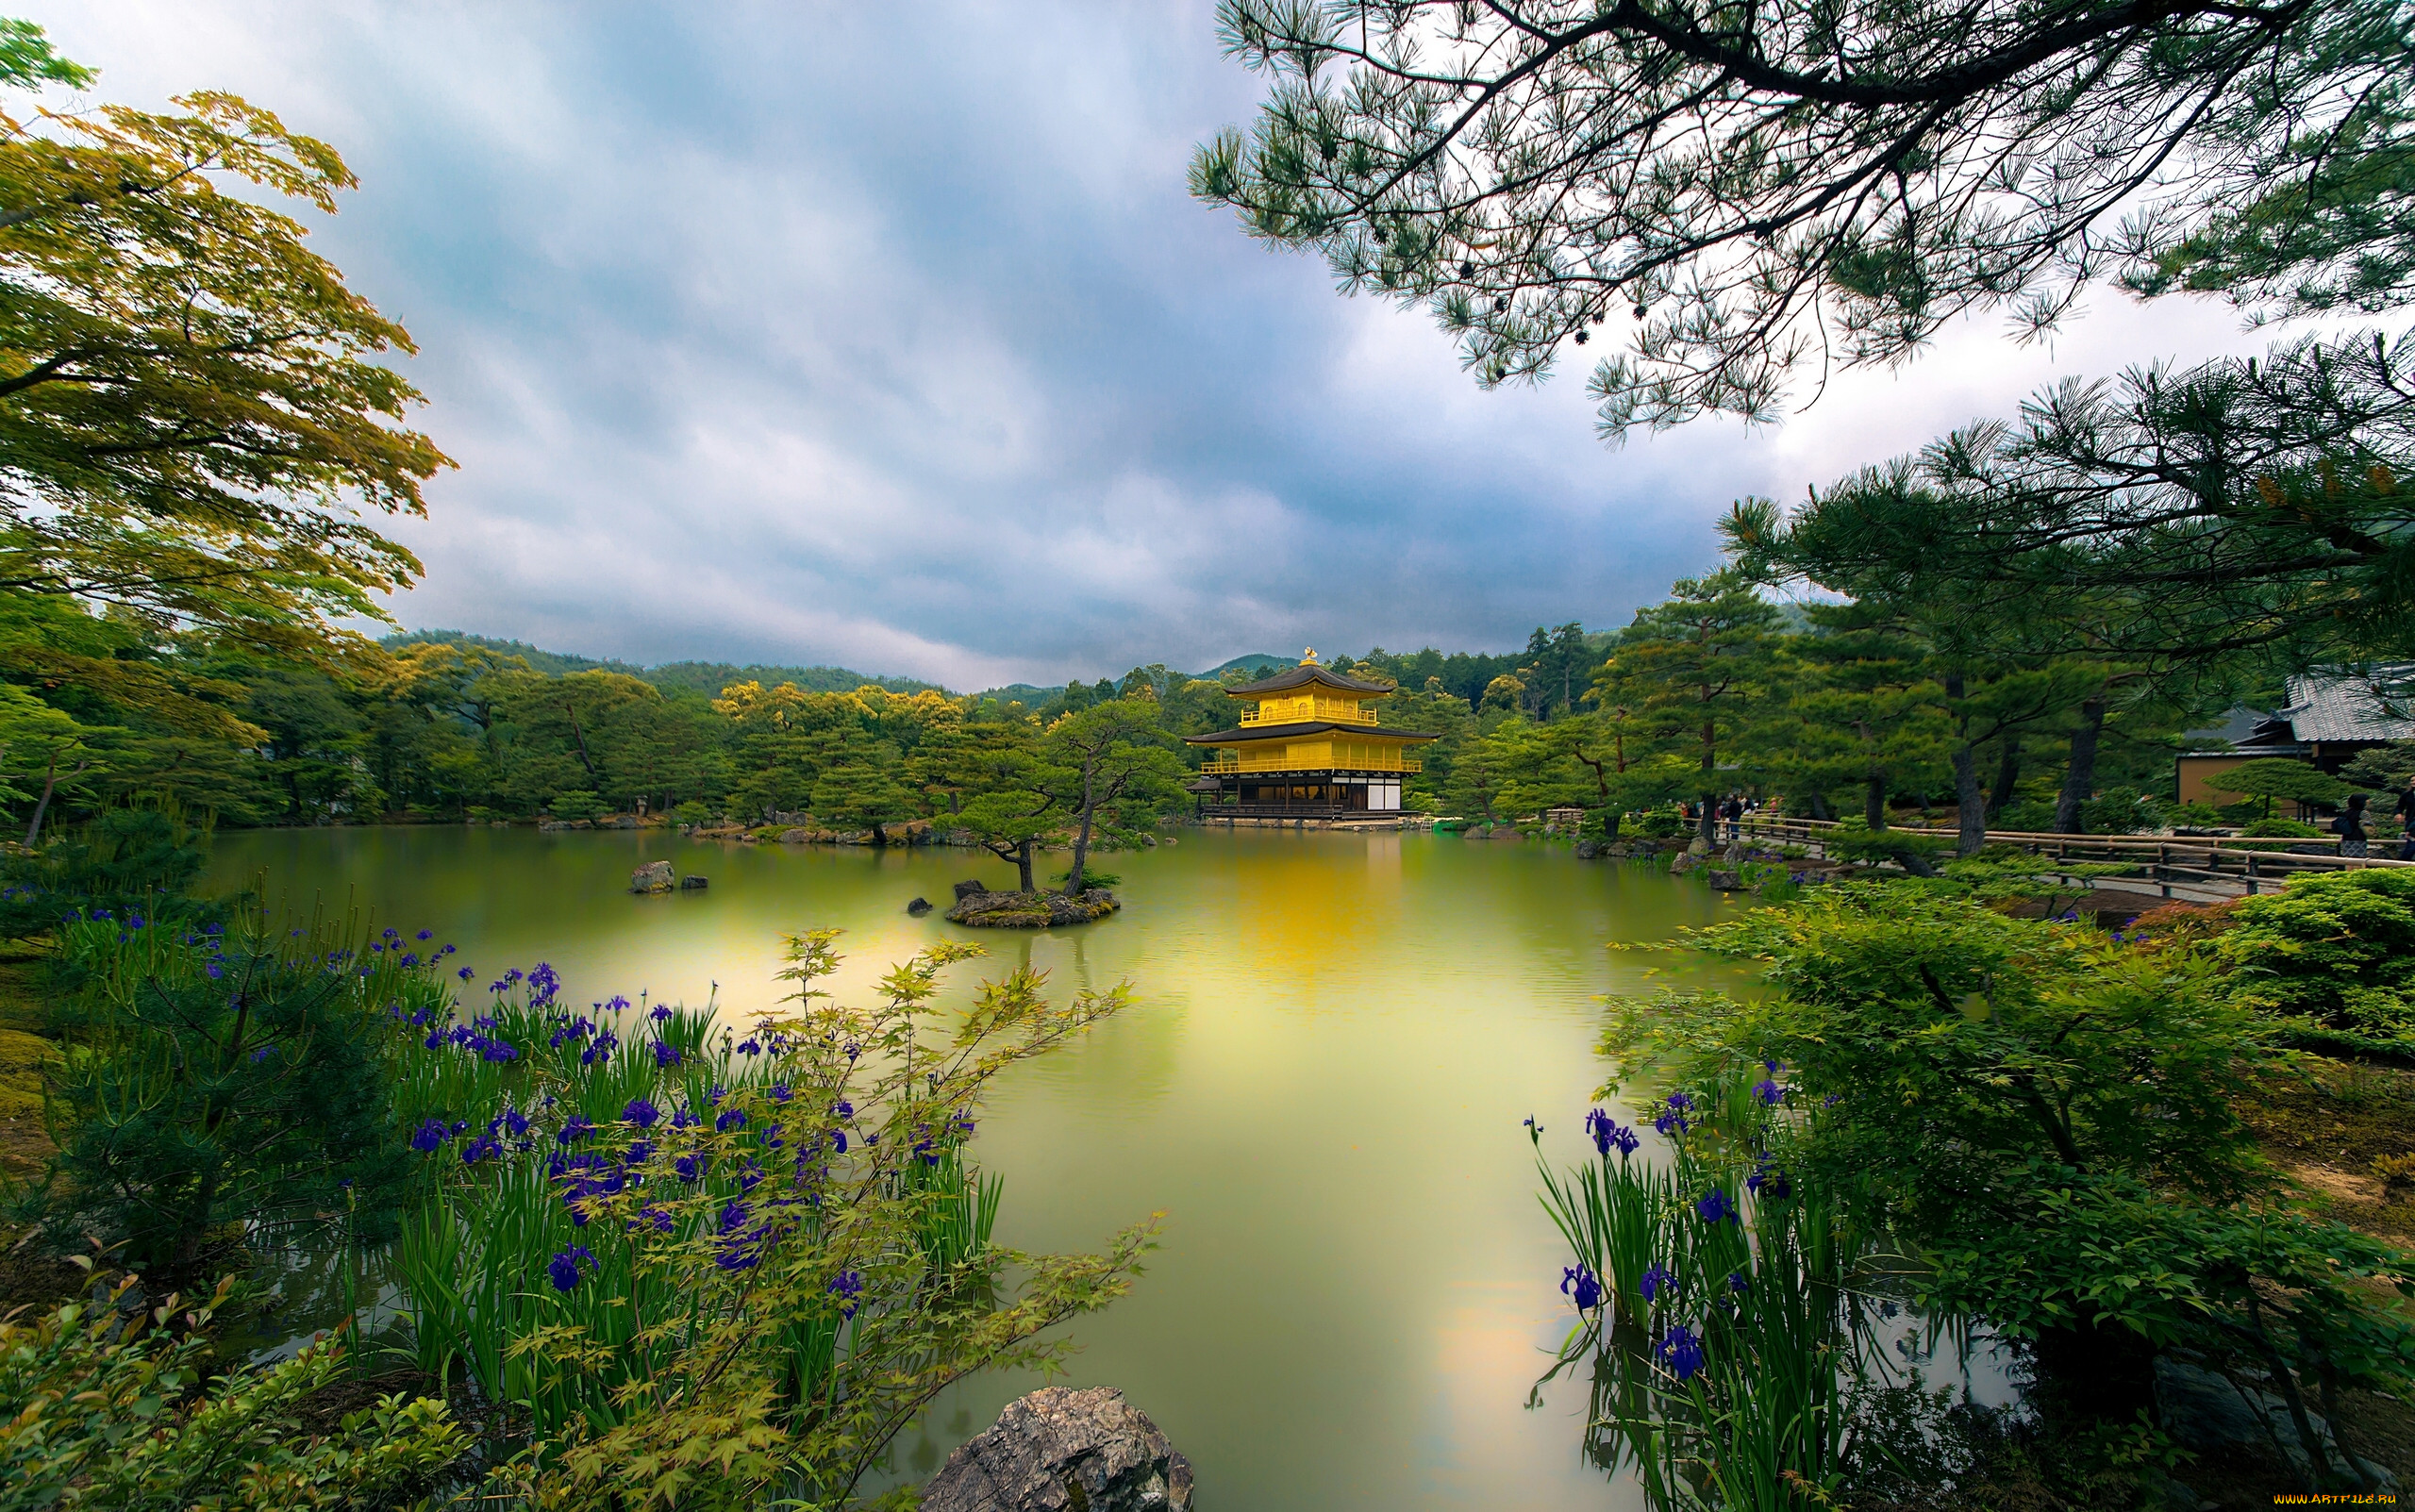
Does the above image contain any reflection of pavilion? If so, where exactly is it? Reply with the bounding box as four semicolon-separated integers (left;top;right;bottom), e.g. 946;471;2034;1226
1185;653;1438;822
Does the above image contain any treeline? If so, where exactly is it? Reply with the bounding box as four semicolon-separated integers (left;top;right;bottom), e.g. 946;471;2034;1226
0;607;1639;832
4;583;2319;844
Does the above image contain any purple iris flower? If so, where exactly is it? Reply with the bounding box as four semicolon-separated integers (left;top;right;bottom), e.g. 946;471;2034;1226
1754;1079;1783;1105
1561;1263;1605;1312
1640;1265;1676;1303
1657;1324;1706;1380
1585;1108;1639;1157
653;1040;682;1068
827;1270;865;1318
547;1245;594;1292
1696;1188;1739;1224
623;1097;660;1128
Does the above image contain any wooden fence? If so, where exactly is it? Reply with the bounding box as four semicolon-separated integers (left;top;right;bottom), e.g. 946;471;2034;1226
1737;815;2411;903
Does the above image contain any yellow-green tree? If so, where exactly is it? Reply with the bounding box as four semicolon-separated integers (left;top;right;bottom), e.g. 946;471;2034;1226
0;24;449;694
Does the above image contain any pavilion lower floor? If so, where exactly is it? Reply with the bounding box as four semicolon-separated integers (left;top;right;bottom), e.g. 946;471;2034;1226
1189;771;1406;820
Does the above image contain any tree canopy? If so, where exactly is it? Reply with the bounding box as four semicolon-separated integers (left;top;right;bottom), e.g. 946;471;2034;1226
1192;0;2411;434
1730;333;2415;665
0;42;450;680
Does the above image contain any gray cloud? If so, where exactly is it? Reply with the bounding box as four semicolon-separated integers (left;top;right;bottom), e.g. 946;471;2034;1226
32;1;2331;689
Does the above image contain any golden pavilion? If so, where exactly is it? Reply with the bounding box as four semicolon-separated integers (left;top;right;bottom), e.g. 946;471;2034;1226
1185;652;1437;820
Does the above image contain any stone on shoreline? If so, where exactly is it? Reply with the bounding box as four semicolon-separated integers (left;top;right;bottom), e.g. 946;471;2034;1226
946;889;1120;929
921;1386;1191;1512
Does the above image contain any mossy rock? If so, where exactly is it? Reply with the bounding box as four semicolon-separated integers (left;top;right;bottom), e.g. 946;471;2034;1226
946;889;1121;929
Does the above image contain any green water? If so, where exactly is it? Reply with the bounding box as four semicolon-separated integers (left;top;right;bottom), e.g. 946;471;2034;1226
208;825;1740;1510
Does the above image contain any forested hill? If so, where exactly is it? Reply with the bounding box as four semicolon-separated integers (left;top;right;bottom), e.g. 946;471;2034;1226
385;631;945;696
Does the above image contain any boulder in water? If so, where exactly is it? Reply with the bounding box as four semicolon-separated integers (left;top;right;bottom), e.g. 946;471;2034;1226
679;874;708;890
908;897;933;916
630;860;675;895
921;1386;1191;1512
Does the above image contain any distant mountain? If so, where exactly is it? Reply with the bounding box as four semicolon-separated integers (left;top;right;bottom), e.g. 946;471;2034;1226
384;631;942;697
972;683;1060;706
970;654;1294;706
387;630;644;679
1197;653;1290;678
640;660;943;697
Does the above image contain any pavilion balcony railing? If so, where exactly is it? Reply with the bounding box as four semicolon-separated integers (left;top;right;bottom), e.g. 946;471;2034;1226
1237;705;1380;726
1198;752;1421;774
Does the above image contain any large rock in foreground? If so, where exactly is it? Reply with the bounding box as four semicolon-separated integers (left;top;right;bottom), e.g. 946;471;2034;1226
946;889;1120;928
922;1386;1191;1512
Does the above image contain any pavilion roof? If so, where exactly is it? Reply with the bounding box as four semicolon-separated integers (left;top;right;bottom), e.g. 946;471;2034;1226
1224;663;1397;696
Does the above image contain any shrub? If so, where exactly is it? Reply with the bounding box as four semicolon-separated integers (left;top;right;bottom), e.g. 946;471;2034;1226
2218;869;2415;1043
0;806;218;942
547;789;606;822
36;906;422;1279
0;1271;466;1511
1591;884;2415;1487
2081;785;2160;835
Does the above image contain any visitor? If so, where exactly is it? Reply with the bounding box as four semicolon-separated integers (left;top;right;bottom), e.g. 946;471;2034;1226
2333;793;2369;859
1720;794;1743;845
2397;781;2415;860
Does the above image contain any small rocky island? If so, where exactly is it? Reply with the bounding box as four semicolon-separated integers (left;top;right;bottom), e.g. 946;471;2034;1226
944;878;1120;928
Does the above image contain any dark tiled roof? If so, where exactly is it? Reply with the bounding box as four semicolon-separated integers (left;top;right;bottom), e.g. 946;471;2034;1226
2278;668;2415;743
1184;720;1439;745
1224;663;1397;696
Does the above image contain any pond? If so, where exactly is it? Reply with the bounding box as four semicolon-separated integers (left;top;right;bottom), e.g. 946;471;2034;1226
207;824;1742;1511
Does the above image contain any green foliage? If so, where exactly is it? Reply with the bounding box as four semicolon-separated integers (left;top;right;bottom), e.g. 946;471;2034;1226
545;789;605;823
0;43;450;681
1938;844;2135;917
0;19;92;91
2339;742;2413;792
1595;884;2415;1491
0;1272;466;1512
2080;785;2160;835
2240;816;2323;839
0;805;213;939
1818;816;1952;877
1740;335;2415;667
2208;757;2354;815
1196;3;2408;433
2218;869;2415;1042
38;906;416;1278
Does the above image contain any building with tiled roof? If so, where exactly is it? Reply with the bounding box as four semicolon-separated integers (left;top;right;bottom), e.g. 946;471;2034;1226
2174;667;2411;805
1185;651;1437;820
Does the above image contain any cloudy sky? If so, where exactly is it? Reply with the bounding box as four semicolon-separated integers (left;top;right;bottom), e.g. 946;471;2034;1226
31;3;2321;690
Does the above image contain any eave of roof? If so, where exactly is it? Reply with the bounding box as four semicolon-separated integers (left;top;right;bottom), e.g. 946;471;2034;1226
1184;720;1439;744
